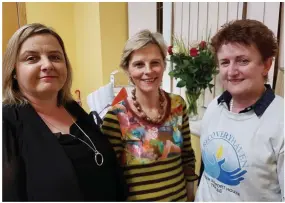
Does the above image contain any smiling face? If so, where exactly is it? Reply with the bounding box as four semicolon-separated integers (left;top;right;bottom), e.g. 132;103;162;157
16;34;67;100
217;43;271;98
127;43;165;94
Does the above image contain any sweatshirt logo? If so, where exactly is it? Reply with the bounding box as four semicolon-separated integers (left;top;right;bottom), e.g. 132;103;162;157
202;131;248;186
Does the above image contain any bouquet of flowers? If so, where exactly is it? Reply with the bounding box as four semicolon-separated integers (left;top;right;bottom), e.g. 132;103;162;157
168;36;218;118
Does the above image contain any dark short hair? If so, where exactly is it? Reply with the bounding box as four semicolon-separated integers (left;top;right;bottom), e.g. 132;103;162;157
211;19;278;62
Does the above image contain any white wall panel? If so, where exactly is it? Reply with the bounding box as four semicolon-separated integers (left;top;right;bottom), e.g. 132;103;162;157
162;2;173;93
208;3;219;37
237;2;243;19
218;3;228;28
174;2;182;38
163;2;172;46
246;2;265;22
263;2;280;85
203;2;219;107
189;3;199;41
228;2;239;22
172;2;183;96
197;3;208;41
128;2;157;38
181;2;190;46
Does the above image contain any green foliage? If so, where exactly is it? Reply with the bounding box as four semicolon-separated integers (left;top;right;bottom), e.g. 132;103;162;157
168;38;219;95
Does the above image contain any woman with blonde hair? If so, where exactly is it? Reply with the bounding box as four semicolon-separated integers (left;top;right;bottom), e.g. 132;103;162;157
101;30;198;201
3;23;128;201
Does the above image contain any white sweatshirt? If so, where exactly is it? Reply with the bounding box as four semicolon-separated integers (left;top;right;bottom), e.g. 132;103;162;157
195;95;284;202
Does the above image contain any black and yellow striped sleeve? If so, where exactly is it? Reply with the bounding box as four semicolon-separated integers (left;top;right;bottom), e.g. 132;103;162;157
180;97;199;182
125;156;188;201
101;110;123;159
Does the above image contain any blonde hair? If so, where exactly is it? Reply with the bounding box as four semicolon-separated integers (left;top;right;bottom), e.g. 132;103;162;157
3;23;73;106
120;29;167;70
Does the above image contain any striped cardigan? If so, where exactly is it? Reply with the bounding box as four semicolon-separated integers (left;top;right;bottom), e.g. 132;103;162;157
101;92;198;201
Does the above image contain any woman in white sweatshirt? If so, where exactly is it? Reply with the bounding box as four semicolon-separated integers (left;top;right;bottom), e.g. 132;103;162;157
196;19;284;201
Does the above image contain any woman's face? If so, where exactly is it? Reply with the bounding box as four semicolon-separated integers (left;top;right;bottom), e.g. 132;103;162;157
127;43;165;94
217;43;271;98
16;34;67;100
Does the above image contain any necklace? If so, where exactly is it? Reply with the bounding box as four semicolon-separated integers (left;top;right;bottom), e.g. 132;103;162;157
230;86;267;112
131;88;165;124
230;98;234;112
40;112;104;166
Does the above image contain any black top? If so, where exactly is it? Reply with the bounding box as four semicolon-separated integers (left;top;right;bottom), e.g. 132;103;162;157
55;118;106;201
3;100;128;201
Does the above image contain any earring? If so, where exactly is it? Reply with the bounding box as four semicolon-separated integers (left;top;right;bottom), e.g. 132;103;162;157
13;75;17;80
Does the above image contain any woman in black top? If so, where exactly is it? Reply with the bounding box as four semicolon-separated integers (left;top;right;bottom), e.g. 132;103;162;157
2;23;128;201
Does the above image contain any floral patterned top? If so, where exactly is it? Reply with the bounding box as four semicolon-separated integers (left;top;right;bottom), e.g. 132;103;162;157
102;92;198;201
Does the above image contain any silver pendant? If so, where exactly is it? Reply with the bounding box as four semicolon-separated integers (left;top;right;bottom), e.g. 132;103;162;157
94;151;104;166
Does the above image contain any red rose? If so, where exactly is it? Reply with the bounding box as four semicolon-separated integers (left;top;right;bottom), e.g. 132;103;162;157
190;48;198;57
199;41;207;49
168;46;173;55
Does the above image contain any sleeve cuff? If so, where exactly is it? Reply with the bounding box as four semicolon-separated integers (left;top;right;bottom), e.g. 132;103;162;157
185;174;200;182
184;166;199;182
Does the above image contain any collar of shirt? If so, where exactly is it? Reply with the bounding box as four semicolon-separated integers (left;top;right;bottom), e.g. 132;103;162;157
217;84;275;117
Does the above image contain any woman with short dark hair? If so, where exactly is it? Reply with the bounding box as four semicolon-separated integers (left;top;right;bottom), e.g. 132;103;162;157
195;19;284;201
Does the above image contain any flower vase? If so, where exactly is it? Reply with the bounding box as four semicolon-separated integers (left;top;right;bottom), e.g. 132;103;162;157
185;90;201;121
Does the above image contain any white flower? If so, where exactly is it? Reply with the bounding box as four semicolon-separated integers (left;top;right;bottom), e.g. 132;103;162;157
189;40;200;48
172;45;180;54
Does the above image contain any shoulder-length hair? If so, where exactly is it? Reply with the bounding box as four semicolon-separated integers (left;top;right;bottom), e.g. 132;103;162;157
3;23;73;106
